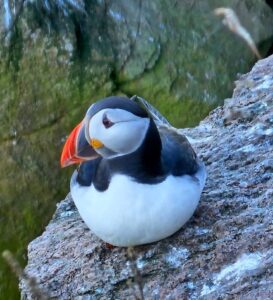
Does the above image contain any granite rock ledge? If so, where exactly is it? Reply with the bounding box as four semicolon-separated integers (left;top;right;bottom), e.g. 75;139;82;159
21;55;273;299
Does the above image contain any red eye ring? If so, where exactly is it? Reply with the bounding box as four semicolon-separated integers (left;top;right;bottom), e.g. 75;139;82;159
102;114;114;129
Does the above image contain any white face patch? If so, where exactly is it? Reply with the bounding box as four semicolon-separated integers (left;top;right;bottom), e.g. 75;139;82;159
88;108;150;158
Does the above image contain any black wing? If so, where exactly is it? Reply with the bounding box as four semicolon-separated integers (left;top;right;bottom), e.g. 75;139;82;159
159;126;198;176
131;95;199;176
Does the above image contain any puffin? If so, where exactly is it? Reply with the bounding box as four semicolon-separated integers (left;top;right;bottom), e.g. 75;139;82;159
60;96;206;247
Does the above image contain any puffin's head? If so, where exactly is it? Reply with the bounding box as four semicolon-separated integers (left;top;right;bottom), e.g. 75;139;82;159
60;96;150;167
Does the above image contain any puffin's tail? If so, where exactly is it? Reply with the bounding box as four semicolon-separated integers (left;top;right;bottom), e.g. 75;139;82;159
195;159;207;191
130;95;171;127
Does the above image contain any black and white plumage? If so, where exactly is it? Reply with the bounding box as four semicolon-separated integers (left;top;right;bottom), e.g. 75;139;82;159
61;96;206;246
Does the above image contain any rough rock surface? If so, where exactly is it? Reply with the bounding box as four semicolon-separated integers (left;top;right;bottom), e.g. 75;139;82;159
21;55;273;299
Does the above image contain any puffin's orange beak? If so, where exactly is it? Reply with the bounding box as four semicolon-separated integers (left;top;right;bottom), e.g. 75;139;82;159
60;122;84;168
60;121;99;168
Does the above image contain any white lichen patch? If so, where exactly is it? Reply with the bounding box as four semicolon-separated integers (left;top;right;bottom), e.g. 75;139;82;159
246;122;273;138
59;211;75;218
119;261;131;278
253;75;273;91
242;223;265;234
201;252;265;296
246;122;267;137
264;128;273;136
199;243;213;251
136;257;147;269
186;135;213;144
237;144;257;153
187;281;195;290
216;252;263;281
194;227;211;236
165;246;189;268
201;284;217;296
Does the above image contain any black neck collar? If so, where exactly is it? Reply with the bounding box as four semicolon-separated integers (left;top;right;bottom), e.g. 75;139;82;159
106;118;164;183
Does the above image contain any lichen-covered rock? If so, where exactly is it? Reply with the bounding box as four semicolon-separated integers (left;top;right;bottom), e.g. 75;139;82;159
20;55;273;299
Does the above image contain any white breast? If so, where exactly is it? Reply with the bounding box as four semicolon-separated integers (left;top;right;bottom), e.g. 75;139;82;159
71;170;205;246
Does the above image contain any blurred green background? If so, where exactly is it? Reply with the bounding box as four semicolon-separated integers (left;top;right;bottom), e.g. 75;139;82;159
0;0;273;299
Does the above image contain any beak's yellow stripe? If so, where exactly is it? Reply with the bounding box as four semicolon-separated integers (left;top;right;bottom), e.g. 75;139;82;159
91;139;104;149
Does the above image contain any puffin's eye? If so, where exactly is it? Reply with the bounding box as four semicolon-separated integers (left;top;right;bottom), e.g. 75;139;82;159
102;114;114;129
